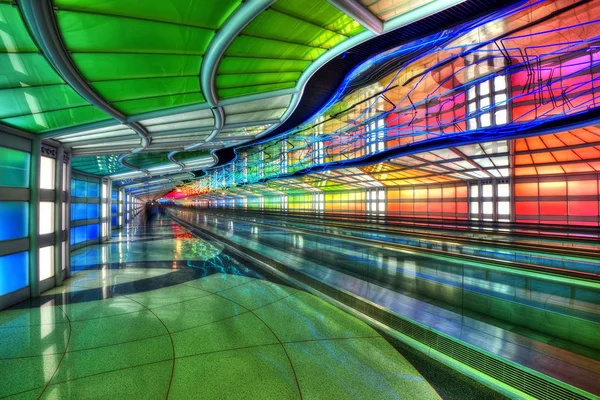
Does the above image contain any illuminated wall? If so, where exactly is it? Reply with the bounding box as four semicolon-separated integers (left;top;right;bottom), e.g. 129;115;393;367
70;173;108;248
1;138;71;309
162;0;600;228
165;0;600;203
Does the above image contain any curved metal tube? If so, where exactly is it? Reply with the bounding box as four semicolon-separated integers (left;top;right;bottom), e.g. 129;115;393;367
19;0;151;152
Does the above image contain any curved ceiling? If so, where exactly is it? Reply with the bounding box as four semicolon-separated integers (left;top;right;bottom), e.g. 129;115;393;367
1;0;468;196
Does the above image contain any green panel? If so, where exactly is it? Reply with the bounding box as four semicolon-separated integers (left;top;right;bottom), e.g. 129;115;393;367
225;36;325;61
0;54;64;89
0;84;88;118
55;0;241;30
126;152;171;169
174;150;210;162
2;105;111;133
244;10;347;49
271;0;364;36
218;58;310;74
72;155;129;175
216;72;301;89
57;11;214;55
219;82;296;100
72;54;201;81
0;146;30;187
112;93;204;115
92;76;200;102
0;5;38;52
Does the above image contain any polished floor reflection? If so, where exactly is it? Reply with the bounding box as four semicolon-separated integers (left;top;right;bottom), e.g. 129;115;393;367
0;213;443;399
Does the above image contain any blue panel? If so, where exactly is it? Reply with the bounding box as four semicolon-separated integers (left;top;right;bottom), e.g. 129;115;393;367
86;203;99;219
72;180;87;197
86;224;99;240
87;182;100;198
0;202;28;241
111;189;118;201
111;216;117;226
70;225;86;245
71;203;87;221
111;203;118;213
0;251;29;296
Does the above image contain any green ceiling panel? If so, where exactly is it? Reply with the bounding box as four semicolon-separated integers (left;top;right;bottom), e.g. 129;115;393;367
126;152;171;169
244;10;348;49
55;0;242;30
0;3;111;134
0;85;89;118
112;92;204;115
0;54;64;89
216;0;364;99
2;105;111;133
218;58;310;74
93;76;200;102
72;154;129;175
225;36;326;61
0;5;38;52
71;54;201;81
271;0;364;36
216;72;302;89
57;11;214;55
219;82;296;100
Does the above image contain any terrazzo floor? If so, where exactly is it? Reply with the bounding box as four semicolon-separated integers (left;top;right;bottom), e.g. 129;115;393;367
0;213;441;400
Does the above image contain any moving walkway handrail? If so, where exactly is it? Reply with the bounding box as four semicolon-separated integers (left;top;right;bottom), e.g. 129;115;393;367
179;208;600;284
202;208;600;263
208;208;600;243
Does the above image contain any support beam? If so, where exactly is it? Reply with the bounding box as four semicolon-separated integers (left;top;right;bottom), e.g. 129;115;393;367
327;0;383;34
19;0;151;150
198;0;275;149
28;138;41;298
53;146;64;287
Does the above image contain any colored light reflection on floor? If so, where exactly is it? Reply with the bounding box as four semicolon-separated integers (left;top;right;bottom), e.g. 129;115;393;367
0;216;441;400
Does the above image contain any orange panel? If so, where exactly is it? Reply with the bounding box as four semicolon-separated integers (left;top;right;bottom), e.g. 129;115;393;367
539;181;566;196
414;189;428;199
515;182;538;196
429;188;441;198
568;180;598;195
456;186;467;198
443;186;456;198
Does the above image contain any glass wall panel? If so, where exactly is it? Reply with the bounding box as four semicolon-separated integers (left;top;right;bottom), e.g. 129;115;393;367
38;246;54;281
0;147;30;188
0;252;29;296
39;202;54;234
0;202;28;241
39;156;56;189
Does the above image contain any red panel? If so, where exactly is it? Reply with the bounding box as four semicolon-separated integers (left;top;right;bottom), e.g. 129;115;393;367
414;202;427;212
429;202;442;212
516;201;539;215
539;201;567;215
568;201;599;216
456;202;468;213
